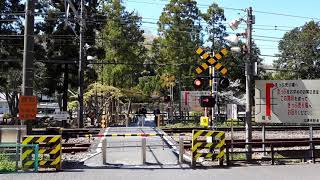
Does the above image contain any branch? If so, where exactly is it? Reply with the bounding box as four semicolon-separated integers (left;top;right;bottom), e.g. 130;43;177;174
0;92;5;100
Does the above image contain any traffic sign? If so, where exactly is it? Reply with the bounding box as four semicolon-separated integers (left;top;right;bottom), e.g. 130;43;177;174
200;116;209;127
200;96;215;107
181;91;210;111
53;111;69;121
195;47;228;76
18;96;37;120
255;80;320;124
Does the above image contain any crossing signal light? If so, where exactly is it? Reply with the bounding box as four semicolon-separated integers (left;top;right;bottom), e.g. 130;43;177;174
193;78;203;89
193;78;208;89
200;96;215;107
219;78;230;89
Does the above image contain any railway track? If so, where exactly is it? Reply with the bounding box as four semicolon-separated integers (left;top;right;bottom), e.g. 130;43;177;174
181;138;320;149
162;126;320;133
62;143;91;153
31;128;101;138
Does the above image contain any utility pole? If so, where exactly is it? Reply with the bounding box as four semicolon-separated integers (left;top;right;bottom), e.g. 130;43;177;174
22;0;35;135
245;7;254;161
78;0;85;128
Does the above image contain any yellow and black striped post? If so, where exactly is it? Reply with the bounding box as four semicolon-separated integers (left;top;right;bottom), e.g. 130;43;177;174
191;130;225;167
22;135;62;171
195;47;228;76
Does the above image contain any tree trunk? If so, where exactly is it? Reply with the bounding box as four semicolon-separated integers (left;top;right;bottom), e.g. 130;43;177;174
62;64;69;111
5;91;19;124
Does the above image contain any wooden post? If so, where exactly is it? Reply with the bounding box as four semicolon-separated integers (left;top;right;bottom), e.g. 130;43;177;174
102;138;107;164
271;144;274;165
226;144;230;166
311;142;316;164
179;135;184;163
141;138;146;164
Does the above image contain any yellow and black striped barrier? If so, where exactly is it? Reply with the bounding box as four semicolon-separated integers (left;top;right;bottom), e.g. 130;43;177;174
191;130;225;167
22;135;62;171
195;47;228;76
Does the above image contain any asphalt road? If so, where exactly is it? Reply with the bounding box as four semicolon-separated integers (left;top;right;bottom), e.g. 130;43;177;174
1;164;319;180
85;126;180;167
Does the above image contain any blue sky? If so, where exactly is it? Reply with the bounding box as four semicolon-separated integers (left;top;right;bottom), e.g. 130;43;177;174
123;0;320;65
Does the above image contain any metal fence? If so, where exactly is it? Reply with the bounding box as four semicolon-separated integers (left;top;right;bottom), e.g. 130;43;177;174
225;140;320;166
0;143;39;173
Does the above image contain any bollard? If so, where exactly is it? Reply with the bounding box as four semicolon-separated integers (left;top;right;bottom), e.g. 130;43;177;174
141;137;146;164
102;138;107;165
34;144;39;173
271;145;274;165
179;135;184;163
262;124;267;156
226;145;230;166
312;143;316;164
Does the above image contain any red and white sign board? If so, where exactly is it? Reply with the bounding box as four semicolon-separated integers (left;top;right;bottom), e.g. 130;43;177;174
255;80;320;124
19;96;37;120
181;91;210;111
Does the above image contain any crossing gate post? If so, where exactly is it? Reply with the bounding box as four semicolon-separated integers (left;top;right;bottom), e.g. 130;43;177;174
191;130;225;167
22;135;62;171
102;137;107;165
179;135;184;163
141;137;146;164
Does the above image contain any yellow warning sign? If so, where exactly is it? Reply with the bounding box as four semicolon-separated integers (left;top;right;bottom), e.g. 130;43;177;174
200;116;209;127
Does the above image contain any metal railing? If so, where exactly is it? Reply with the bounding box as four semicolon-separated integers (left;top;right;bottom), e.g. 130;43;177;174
225;140;320;166
0;143;39;173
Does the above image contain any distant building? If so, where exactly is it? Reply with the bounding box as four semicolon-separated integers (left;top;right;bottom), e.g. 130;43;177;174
0;94;9;114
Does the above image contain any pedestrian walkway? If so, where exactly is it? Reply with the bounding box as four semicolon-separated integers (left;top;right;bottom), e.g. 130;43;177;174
84;125;188;168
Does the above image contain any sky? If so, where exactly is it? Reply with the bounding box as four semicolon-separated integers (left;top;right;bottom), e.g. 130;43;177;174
123;0;320;65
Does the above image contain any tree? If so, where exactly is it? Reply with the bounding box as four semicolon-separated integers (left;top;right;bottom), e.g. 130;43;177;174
99;0;147;88
34;0;103;110
272;21;320;79
154;0;202;98
202;3;227;49
0;0;24;120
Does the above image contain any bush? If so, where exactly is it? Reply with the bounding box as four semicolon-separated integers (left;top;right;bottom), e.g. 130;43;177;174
3;113;11;119
160;122;199;129
0;154;16;172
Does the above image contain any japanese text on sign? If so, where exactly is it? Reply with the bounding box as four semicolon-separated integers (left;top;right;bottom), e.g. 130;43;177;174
19;96;37;120
255;80;320;124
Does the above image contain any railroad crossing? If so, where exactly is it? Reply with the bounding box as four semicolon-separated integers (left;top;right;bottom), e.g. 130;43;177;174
84;126;188;168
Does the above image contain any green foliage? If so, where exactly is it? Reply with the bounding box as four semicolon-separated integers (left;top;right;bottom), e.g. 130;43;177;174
160;122;199;129
67;101;78;112
3;113;11;119
84;82;148;104
99;0;147;88
84;82;124;102
273;21;320;79
202;3;227;43
0;1;24;118
155;0;202;92
0;154;16;172
137;76;161;96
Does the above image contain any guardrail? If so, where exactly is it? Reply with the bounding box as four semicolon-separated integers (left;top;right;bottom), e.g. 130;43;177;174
225;140;320;166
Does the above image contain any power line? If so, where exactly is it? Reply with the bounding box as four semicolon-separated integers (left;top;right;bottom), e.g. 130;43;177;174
254;10;320;21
